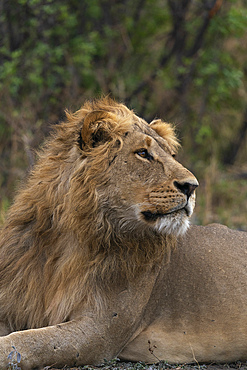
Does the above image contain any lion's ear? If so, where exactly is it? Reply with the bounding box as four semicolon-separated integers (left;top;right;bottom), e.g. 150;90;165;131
150;119;180;152
80;110;117;149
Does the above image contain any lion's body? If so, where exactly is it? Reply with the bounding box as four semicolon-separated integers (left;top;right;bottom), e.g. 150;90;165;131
120;224;247;364
0;98;246;369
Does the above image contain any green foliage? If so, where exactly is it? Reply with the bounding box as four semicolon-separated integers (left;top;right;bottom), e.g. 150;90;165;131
0;0;246;229
193;7;245;109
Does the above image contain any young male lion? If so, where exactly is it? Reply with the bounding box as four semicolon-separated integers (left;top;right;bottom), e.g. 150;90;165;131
0;98;246;369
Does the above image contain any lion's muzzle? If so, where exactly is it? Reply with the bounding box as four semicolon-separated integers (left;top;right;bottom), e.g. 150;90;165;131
142;178;198;221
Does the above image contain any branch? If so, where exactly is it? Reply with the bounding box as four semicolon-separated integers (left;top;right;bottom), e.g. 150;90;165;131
186;0;222;58
125;0;223;109
223;108;247;165
133;0;147;24
125;1;191;105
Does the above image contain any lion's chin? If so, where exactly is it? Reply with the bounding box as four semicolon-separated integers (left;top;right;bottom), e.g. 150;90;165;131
141;209;190;237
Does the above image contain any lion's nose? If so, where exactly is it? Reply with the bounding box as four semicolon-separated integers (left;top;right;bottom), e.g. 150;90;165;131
174;180;198;198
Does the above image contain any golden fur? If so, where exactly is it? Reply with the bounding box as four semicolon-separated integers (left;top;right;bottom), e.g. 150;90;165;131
0;97;181;331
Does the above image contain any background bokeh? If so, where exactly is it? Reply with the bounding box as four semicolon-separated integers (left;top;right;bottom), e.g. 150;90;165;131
0;0;246;230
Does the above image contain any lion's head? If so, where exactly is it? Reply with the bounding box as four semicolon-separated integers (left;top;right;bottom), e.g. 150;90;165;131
64;97;198;239
0;97;198;329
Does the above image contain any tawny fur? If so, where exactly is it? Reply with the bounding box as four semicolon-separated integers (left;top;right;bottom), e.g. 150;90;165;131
0;97;179;331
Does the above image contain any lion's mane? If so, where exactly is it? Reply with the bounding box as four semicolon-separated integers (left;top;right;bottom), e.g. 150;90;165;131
0;98;178;332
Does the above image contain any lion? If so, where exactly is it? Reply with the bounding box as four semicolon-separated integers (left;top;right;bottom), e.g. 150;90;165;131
0;97;246;369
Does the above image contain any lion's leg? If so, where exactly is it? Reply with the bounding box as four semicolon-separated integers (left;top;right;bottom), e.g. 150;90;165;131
0;314;137;369
0;267;160;369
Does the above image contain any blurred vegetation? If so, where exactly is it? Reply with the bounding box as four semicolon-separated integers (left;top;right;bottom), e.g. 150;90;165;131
0;0;246;230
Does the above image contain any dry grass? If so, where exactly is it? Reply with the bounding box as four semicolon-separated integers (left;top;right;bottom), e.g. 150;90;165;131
194;165;247;231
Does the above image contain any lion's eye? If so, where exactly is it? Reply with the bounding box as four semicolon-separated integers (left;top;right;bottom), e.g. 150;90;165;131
137;149;147;158
136;149;153;161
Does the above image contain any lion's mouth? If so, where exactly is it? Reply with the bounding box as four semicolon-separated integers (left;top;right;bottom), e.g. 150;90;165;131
142;211;166;222
141;207;188;222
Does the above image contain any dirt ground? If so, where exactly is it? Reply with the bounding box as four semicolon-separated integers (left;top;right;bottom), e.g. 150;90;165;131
47;359;247;370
